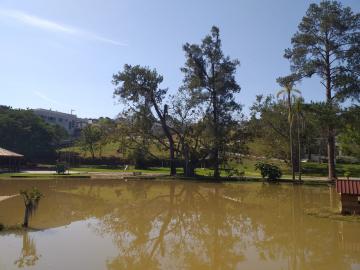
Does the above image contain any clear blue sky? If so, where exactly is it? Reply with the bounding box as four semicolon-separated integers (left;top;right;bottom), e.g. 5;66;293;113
0;0;359;118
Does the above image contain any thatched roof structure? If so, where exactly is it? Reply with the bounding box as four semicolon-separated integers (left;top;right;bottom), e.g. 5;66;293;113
0;147;23;158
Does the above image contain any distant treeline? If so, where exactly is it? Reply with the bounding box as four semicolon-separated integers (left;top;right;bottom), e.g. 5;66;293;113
0;106;68;163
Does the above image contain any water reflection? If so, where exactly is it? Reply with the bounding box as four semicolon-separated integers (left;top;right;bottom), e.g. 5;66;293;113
0;180;359;270
14;231;40;268
87;182;356;270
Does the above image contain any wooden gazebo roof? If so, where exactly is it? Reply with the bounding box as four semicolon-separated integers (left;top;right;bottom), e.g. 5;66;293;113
0;147;23;158
336;180;360;195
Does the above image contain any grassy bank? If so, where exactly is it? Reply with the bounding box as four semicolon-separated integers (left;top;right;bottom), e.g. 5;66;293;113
70;160;360;178
0;173;91;179
1;158;359;181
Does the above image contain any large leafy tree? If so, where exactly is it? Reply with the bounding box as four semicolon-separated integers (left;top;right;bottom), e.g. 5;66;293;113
284;1;360;180
112;65;177;175
181;26;241;178
170;88;207;177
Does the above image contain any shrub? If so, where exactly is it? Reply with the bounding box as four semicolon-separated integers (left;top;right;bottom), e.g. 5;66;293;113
226;168;245;177
344;169;351;180
129;146;149;169
255;162;282;181
0;223;4;231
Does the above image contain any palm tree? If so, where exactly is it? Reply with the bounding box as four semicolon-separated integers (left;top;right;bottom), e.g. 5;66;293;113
276;76;301;181
294;98;305;181
20;188;43;228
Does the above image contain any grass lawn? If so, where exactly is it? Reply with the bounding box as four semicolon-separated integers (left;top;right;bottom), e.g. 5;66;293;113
60;142;168;159
71;165;173;174
1;156;359;180
59;140;360;178
69;160;360;178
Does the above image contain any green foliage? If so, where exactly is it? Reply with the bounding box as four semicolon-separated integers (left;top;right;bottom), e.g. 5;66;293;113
344;169;351;180
181;26;243;177
285;0;360;179
0;106;67;162
129;146;149;170
0;223;4;231
112;64;167;107
78;125;102;159
249;95;290;160
338;106;360;159
285;1;360;102
112;64;177;175
225;168;245;178
255;162;282;181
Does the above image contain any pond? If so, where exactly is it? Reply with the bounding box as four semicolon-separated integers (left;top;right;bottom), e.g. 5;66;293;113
0;179;359;270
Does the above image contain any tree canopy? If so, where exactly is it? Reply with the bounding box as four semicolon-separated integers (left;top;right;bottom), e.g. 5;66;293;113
0;106;67;162
181;26;242;178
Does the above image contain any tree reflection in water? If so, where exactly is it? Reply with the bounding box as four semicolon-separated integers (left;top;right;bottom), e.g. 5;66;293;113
14;231;40;268
33;180;358;270
97;182;249;270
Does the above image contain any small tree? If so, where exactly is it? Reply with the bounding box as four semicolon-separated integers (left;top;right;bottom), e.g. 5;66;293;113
276;75;301;181
78;125;102;159
20;188;43;228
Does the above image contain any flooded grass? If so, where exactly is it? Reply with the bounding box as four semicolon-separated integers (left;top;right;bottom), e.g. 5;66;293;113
305;207;360;223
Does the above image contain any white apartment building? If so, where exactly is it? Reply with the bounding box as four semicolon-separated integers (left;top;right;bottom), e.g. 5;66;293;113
33;109;87;136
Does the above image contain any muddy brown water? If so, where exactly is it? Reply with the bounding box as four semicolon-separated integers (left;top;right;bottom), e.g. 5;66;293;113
0;179;359;270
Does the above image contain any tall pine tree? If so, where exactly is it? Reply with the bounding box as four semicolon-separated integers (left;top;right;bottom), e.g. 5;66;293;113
181;26;241;178
285;1;360;180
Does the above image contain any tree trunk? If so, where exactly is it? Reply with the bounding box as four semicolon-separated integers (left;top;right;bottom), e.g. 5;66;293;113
307;145;312;161
153;102;176;176
212;91;220;179
325;41;336;181
288;92;295;181
90;145;95;160
183;144;195;177
169;142;176;176
327;128;336;180
23;206;29;228
297;120;302;181
184;162;195;177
